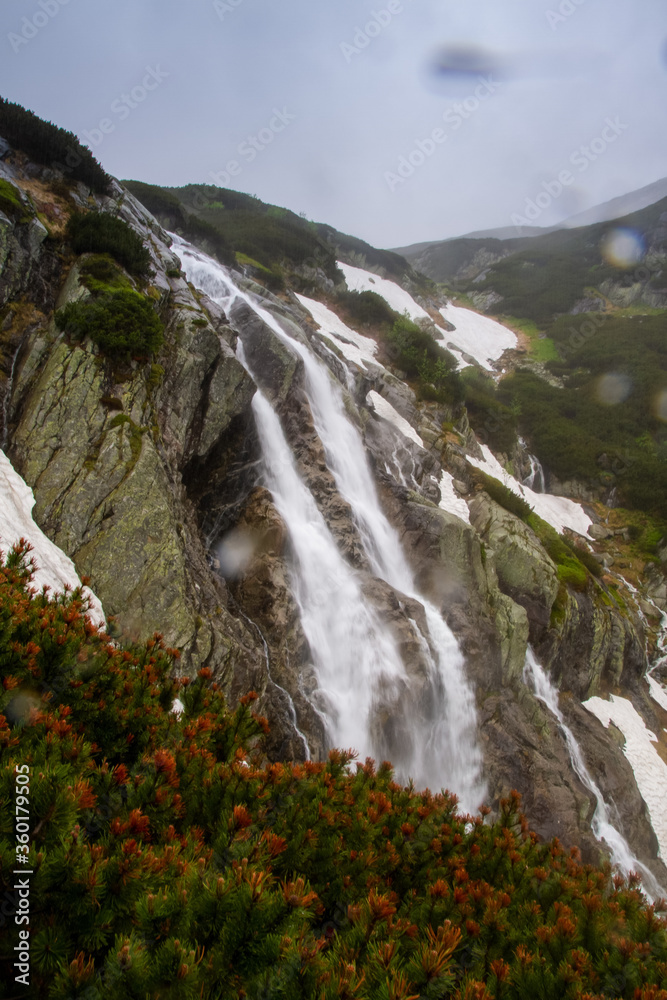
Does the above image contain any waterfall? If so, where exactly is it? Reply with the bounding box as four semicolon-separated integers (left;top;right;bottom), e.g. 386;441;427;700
174;236;485;808
519;438;545;493
524;648;662;899
525;454;545;493
250;385;414;758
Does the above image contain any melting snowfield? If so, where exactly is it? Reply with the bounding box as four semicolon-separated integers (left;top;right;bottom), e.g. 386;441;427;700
366;391;424;448
438;471;471;525
648;674;667;714
0;450;104;625
467;443;592;537
438;303;517;372
338;262;431;322
297;294;381;371
584;695;667;860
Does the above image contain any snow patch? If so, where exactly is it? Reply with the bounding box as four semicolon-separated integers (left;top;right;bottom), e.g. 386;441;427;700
467;443;592;537
584;694;667;859
0;450;105;625
438;303;517;372
297;294;380;371
438;471;471;525
648;675;667;715
367;391;423;448
338;262;431;323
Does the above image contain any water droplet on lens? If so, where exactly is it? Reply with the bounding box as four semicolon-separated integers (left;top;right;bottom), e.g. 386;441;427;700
600;228;645;268
595;373;632;406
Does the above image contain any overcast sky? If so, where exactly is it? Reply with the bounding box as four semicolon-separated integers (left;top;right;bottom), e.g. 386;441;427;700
0;0;665;247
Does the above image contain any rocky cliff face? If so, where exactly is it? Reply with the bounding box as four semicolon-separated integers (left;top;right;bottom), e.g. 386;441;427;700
1;141;666;890
0;152;262;692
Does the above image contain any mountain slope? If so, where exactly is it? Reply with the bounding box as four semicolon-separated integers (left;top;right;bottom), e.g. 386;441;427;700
123;179;429;296
1;105;667;900
562;176;667;230
395;196;667;313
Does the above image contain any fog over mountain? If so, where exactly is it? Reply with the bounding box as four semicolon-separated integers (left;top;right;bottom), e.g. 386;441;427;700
0;0;666;246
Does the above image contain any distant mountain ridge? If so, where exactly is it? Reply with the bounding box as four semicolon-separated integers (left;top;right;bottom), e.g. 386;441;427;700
393;176;667;257
393;190;667;313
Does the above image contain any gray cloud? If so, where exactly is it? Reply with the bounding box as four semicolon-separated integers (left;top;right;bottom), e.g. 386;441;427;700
1;0;665;247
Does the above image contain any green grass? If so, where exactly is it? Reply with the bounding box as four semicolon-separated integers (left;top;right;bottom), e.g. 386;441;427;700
529;337;558;363
501;316;559;363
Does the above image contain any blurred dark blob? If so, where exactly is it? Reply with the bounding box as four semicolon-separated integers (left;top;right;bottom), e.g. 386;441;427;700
594;373;632;406
431;45;504;81
424;43;602;95
425;45;507;95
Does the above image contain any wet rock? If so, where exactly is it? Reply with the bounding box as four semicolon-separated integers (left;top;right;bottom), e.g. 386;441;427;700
469;492;559;627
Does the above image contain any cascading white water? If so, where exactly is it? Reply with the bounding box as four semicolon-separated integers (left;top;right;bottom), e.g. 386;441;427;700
284;335;484;808
524;648;662;899
174;235;485;808
525;455;545;493
250;385;413;756
519;438;545;493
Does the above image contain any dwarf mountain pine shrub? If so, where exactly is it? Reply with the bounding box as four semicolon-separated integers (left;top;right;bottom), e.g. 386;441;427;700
56;289;163;359
0;543;666;999
66;212;152;281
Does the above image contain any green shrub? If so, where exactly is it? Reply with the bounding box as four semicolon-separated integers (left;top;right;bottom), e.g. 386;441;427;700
122;180;184;223
335;288;396;328
2;542;667;999
127;182;339;278
175;211;237;267
475;470;534;521
78;253;132;295
563;540;603;578
462;369;518;455
56;289;163;358
147;363;165;388
67;212;152;280
124;180;238;265
0;97;111;193
527;514;592;592
386;315;463;404
496;314;667;519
